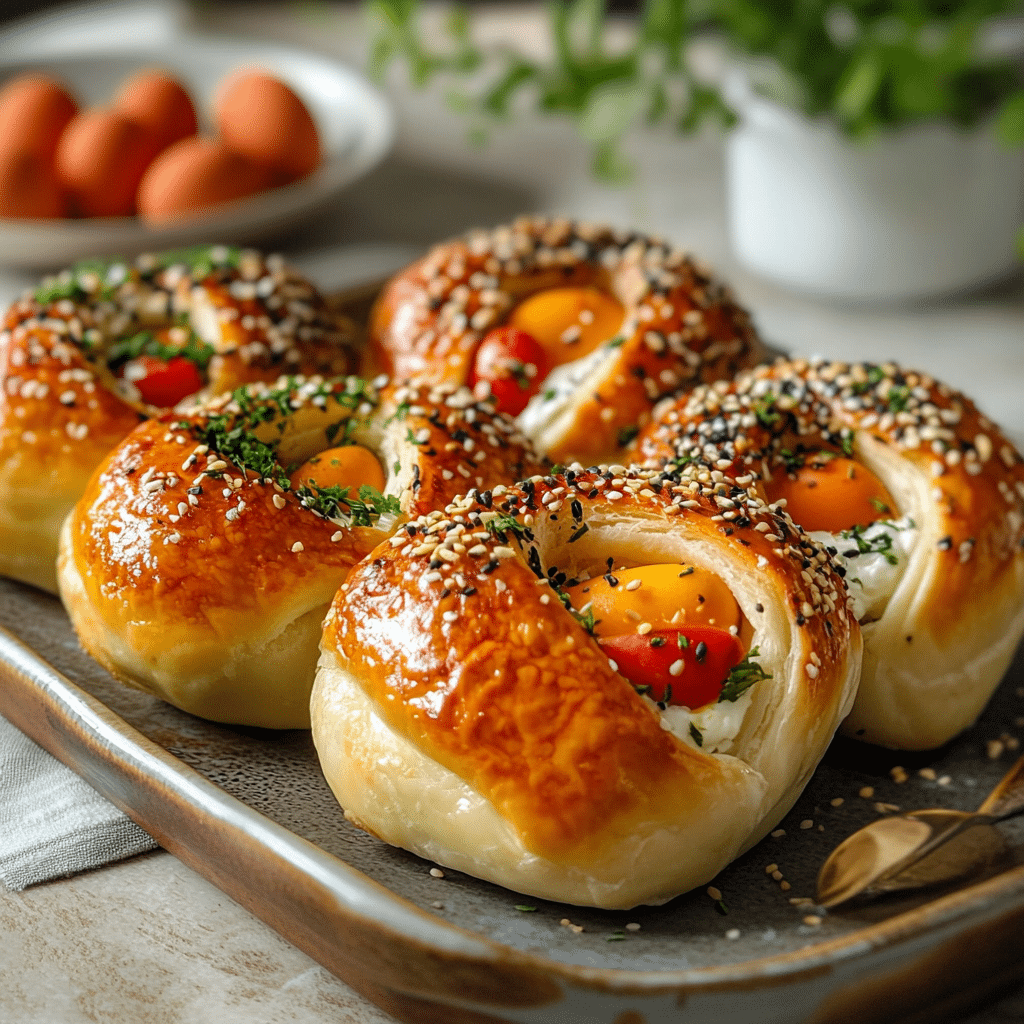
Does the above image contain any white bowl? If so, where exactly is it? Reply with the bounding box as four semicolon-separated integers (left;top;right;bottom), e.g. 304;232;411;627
724;75;1024;303
0;35;393;269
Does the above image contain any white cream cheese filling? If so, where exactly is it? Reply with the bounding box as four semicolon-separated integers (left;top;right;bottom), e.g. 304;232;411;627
809;516;917;623
517;343;612;436
652;688;756;754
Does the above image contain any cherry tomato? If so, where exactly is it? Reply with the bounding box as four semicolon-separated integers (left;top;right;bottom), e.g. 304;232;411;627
599;626;746;710
467;327;550;416
120;355;204;408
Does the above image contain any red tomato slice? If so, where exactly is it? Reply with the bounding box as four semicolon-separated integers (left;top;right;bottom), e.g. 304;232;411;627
467;326;549;416
121;355;204;408
599;626;746;710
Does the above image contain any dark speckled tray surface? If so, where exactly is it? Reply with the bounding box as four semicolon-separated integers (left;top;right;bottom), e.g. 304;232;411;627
3;576;1024;977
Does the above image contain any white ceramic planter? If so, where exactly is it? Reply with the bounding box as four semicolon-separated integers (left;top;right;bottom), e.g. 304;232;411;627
724;77;1024;303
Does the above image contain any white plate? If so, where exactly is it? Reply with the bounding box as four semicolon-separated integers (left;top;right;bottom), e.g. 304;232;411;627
0;34;393;269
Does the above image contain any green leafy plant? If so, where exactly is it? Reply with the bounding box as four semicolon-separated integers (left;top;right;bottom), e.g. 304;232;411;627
368;0;1024;180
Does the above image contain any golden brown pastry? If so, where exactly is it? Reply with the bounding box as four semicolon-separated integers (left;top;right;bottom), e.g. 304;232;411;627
0;246;358;593
58;375;547;729
636;357;1024;750
370;215;764;465
312;465;861;909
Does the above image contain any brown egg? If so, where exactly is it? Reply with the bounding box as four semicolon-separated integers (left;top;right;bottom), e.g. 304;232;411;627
0;148;67;218
214;69;321;182
56;108;164;217
0;73;78;163
136;136;275;226
113;69;198;152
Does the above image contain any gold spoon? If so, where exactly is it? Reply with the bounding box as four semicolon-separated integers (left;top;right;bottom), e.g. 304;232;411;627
816;753;1024;909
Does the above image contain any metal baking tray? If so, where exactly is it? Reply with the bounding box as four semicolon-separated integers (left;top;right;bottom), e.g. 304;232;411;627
3;575;1024;1024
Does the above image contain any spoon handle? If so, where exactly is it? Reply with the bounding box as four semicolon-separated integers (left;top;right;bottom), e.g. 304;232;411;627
869;811;995;889
977;752;1024;819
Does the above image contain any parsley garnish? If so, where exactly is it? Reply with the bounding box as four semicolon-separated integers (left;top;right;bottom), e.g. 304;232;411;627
617;424;639;447
689;722;704;747
383;400;411;425
542;388;557;401
841;432;855;458
718;647;770;703
192;415;288;487
870;497;892;515
486;513;527;540
851;366;886;395
514;905;537;912
887;385;911;413
839;523;899;565
35;256;128;304
554;588;599;636
297;483;401;527
106;328;215;372
753;395;780;429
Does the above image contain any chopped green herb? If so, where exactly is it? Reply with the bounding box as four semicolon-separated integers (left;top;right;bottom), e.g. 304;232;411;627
851;366;886;395
486;513;527;539
715;900;729;916
555;588;599;636
753;395;780;428
617;424;639;447
606;931;626;942
605;336;626;348
106;328;215;372
887;385;911;413
839;523;899;565
297;483;401;527
393;459;401;475
870;497;892;515
509;359;532;390
718;647;770;703
514;905;537;912
633;683;652;697
384;399;411;425
650;636;667;648
689;722;704;747
841;432;855;458
542;388;557;401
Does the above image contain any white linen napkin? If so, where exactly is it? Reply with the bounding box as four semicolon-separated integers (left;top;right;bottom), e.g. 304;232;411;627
0;713;156;891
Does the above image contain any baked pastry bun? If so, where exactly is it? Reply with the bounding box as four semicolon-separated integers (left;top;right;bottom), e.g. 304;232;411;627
0;245;358;594
636;357;1024;750
312;465;860;908
370;215;764;465
58;375;547;729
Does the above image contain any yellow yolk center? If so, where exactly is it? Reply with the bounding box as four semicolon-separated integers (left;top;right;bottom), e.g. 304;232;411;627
507;286;625;369
561;563;742;637
289;444;387;495
762;454;897;534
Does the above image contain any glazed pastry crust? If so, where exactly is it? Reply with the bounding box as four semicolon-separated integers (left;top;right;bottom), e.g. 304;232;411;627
313;466;860;908
370;216;763;464
59;375;547;728
636;357;1024;750
0;247;359;593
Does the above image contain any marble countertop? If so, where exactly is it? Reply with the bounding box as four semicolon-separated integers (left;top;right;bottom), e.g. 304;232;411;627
1;3;1023;1022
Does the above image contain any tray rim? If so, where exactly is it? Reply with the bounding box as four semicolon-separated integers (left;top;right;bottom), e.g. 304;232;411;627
3;613;1024;1023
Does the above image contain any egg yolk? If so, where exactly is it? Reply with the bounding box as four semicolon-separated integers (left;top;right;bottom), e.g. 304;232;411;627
561;563;742;637
289;444;386;495
507;287;625;369
762;454;897;534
